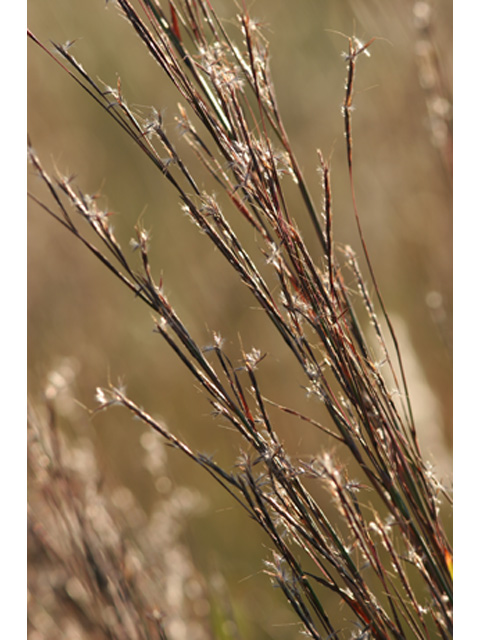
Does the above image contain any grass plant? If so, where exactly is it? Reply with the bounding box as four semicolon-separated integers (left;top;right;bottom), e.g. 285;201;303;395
28;1;452;638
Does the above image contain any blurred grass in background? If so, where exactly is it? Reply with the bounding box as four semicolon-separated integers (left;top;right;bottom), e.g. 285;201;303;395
28;0;452;635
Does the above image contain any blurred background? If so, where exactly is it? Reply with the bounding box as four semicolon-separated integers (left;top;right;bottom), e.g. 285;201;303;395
28;0;452;636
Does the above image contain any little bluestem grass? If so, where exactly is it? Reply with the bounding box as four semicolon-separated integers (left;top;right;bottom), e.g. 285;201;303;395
28;2;452;638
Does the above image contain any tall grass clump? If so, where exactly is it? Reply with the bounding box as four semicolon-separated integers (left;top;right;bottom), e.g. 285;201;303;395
28;372;234;640
28;1;452;638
